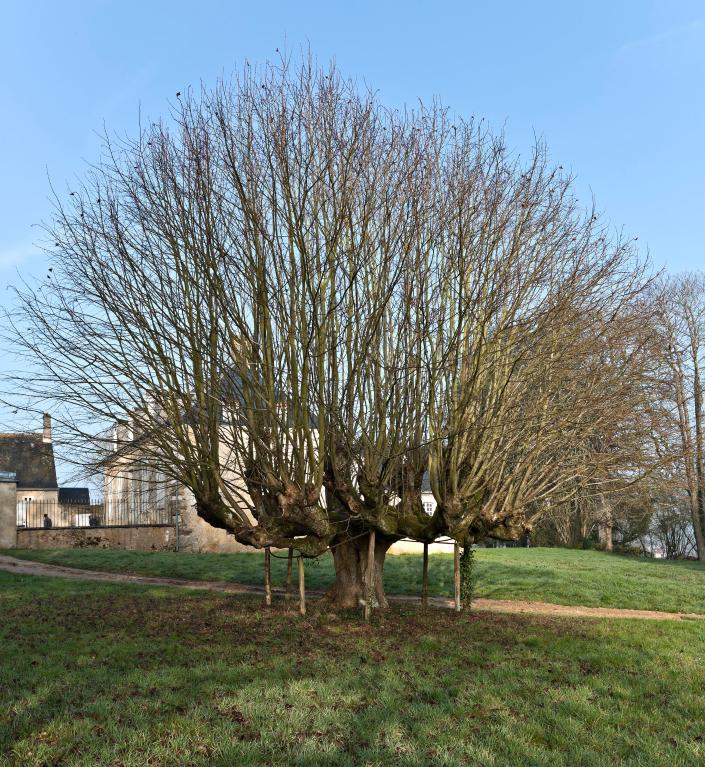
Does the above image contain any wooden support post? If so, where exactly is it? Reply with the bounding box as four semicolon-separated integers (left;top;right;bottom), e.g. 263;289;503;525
264;546;272;606
421;542;429;608
285;547;293;603
298;555;306;616
454;541;462;612
364;529;376;621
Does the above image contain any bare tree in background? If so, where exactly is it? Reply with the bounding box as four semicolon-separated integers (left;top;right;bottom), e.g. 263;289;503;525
3;56;653;607
651;273;705;560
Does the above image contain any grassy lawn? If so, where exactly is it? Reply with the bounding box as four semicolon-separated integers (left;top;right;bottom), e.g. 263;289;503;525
5;546;705;614
2;571;705;766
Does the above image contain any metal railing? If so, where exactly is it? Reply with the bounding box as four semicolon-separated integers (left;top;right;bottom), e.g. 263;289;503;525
17;498;175;530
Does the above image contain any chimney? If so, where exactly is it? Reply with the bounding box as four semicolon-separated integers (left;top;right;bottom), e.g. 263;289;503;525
42;413;52;444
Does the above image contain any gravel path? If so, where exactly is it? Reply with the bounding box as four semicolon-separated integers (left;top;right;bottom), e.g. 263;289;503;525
2;554;703;621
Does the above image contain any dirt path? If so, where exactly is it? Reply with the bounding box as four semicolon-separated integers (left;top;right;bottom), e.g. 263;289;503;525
2;554;703;621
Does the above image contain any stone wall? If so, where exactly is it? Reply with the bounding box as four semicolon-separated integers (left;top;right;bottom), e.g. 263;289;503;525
15;494;252;554
0;478;17;548
176;491;251;553
17;525;175;551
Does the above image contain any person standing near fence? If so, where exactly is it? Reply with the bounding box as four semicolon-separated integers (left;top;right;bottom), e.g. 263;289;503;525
43;513;53;528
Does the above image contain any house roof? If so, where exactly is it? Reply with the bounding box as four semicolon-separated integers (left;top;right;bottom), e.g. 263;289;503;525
58;487;90;504
0;433;58;489
219;367;317;427
421;471;432;492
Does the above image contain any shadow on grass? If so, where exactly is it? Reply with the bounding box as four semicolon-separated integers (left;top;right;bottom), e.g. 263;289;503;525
2;573;705;765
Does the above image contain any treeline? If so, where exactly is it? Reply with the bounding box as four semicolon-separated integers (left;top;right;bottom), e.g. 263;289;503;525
535;273;705;560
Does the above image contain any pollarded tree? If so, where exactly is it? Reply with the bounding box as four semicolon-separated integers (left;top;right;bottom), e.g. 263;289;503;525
4;55;652;608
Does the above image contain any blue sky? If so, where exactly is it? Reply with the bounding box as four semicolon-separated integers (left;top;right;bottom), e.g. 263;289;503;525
1;0;704;450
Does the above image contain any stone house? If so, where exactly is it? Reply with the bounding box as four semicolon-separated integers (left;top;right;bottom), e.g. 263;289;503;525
101;363;452;554
102;417;249;553
0;414;94;530
0;415;59;525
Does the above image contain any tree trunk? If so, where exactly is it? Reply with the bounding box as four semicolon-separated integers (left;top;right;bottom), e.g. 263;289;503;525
264;546;272;606
421;542;429;608
599;521;613;552
597;493;613;552
692;355;705;558
453;541;461;612
298;555;306;616
363;529;376;621
325;532;396;609
285;547;293;603
672;349;705;560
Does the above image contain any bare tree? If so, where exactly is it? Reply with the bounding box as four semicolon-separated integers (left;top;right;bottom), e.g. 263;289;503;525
650;273;705;560
3;55;653;607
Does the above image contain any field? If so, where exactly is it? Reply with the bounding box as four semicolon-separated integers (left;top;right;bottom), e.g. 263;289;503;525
6;546;705;613
3;549;705;766
2;571;705;766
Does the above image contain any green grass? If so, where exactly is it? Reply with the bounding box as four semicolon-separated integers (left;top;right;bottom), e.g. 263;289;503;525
5;546;705;613
2;571;705;766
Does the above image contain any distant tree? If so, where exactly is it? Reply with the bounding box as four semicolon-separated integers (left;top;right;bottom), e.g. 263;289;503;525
530;305;676;554
649;496;697;559
4;55;653;608
651;274;705;560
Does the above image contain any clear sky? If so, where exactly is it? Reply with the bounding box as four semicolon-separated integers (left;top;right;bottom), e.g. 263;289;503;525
1;0;704;445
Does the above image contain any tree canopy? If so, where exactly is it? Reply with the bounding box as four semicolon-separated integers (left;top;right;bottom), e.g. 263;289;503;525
5;56;654;605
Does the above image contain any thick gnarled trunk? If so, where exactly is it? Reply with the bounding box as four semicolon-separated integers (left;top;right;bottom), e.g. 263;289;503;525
325;533;396;609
